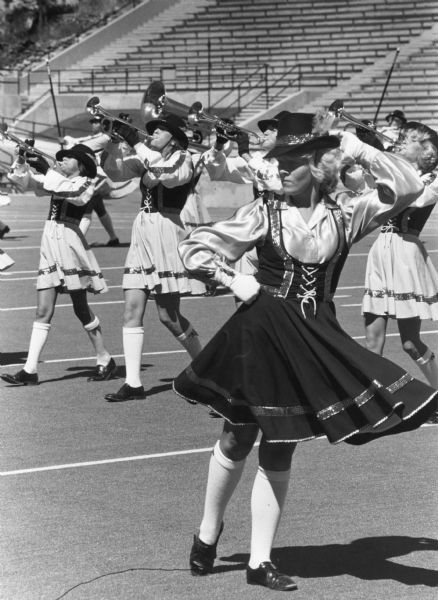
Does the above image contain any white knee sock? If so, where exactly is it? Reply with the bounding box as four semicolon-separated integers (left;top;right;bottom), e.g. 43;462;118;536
176;323;202;359
416;348;438;389
122;326;144;388
199;441;246;545
248;466;291;569
24;322;51;374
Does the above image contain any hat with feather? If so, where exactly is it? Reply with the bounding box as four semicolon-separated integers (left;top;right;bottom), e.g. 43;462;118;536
264;111;340;159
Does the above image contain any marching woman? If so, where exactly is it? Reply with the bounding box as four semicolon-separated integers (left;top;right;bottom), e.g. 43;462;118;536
1;144;116;386
173;112;437;591
362;122;438;394
101;114;203;402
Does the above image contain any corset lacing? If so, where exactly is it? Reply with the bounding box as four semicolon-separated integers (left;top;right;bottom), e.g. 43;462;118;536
141;189;154;217
296;265;318;317
380;216;399;234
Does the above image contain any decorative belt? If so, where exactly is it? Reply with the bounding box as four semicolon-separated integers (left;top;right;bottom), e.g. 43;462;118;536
48;216;81;226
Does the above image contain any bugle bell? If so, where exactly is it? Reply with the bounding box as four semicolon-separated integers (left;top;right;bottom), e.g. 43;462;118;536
328;99;397;147
141;81;206;147
86;96;151;142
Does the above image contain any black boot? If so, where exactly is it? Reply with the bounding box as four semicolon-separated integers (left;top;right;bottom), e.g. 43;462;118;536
1;369;38;386
189;522;224;576
247;561;298;591
105;383;146;402
88;358;117;381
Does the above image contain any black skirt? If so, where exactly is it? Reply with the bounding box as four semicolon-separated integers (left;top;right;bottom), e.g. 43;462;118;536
173;290;437;444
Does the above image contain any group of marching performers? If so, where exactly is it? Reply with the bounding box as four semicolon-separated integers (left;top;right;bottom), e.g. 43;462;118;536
1;88;438;591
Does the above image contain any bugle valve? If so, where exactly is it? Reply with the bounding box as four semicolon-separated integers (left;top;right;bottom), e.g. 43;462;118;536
188;101;261;144
0;123;56;165
328;99;397;148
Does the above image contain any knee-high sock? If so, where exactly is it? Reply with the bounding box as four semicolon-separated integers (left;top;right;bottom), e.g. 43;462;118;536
176;323;202;359
416;348;438;389
248;466;291;569
198;441;246;545
122;326;144;388
24;322;51;374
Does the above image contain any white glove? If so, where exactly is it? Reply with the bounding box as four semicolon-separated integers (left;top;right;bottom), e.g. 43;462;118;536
229;274;261;304
214;267;260;304
340;131;381;167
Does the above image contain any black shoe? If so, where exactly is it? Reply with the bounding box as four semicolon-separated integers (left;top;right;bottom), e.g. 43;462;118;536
105;383;146;402
0;225;10;239
88;358;117;381
1;369;38;386
106;238;120;246
189;522;224;576
247;561;298;591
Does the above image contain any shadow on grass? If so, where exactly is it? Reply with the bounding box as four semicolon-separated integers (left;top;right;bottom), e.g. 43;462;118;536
0;351;27;366
219;536;438;585
38;363;153;384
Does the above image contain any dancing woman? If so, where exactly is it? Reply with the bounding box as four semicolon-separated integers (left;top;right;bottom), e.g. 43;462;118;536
101;114;202;402
362;122;438;393
2;144;116;386
173;113;437;591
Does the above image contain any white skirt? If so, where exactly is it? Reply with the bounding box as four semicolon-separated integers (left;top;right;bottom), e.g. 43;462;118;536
37;220;108;294
123;209;201;294
179;191;212;295
180;189;213;232
362;231;438;320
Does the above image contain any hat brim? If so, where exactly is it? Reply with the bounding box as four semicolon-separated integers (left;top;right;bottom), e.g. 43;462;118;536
257;119;278;133
56;149;97;178
146;119;189;149
264;135;340;160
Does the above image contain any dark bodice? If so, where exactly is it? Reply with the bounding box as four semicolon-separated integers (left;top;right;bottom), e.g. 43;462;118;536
255;198;349;310
139;178;192;213
381;205;434;236
47;197;87;224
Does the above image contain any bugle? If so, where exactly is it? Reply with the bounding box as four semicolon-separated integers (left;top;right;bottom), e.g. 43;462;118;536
0;123;56;164
86;96;151;141
141;81;207;147
141;81;260;146
328;99;397;147
187;101;261;144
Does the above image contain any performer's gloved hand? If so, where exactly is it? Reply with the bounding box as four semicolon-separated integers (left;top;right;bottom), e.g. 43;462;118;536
229;274;260;304
355;121;385;151
236;130;250;157
16;138;35;159
214;266;260;304
215;125;228;149
111;121;140;147
27;155;50;174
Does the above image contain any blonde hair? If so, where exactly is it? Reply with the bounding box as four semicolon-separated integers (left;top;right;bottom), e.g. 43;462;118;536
398;122;438;174
309;147;343;194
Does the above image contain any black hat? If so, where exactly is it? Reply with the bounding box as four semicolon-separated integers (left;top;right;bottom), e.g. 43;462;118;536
385;110;407;124
56;144;97;178
257;110;291;133
264;112;340;159
146;114;189;149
